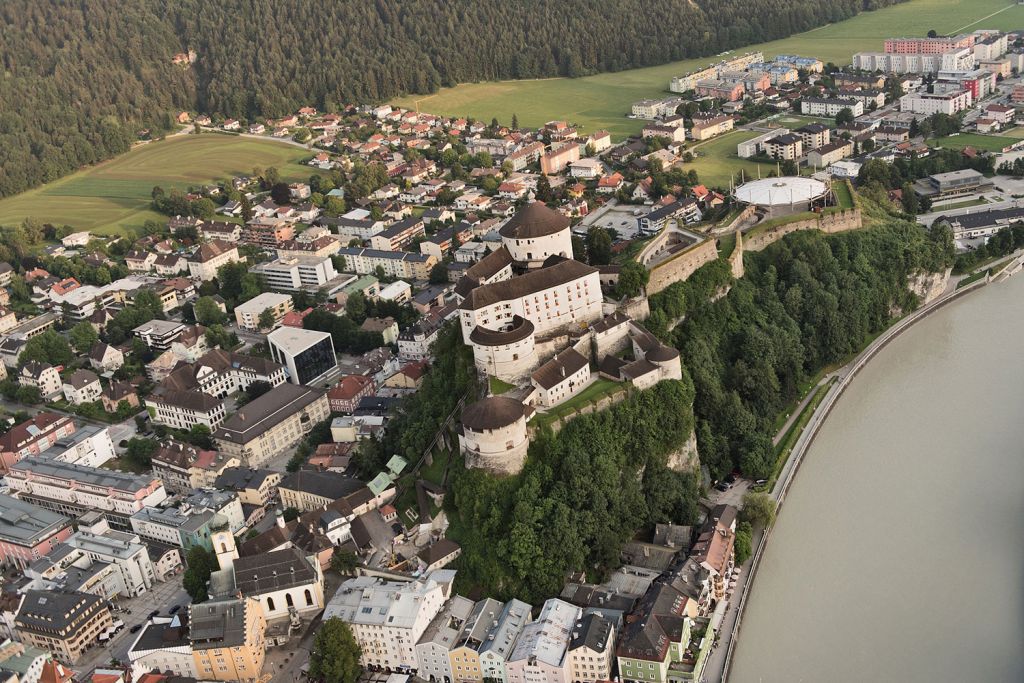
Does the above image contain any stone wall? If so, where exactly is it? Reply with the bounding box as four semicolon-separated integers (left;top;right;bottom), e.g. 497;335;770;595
646;238;719;295
530;388;630;435
743;208;862;252
728;230;745;279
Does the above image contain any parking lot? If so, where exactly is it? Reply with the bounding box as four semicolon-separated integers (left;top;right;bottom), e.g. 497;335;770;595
580;202;647;241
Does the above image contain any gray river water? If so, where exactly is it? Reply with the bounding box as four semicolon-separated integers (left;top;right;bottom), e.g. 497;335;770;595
729;273;1024;682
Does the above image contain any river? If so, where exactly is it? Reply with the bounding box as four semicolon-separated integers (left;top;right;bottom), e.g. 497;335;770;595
728;273;1024;682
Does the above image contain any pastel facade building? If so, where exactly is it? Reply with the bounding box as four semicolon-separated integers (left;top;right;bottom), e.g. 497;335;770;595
14;591;113;665
506;599;581;683
6;459;167;530
566;614;615;683
189;597;266;683
324;573;455;671
233;292;293;331
0;495;74;570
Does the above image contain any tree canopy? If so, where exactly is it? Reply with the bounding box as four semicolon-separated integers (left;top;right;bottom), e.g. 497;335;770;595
0;0;905;197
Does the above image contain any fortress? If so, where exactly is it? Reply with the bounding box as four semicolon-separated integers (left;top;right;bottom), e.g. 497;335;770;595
454;202;682;475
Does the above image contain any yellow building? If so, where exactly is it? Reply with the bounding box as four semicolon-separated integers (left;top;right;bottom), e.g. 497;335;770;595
189;597;266;683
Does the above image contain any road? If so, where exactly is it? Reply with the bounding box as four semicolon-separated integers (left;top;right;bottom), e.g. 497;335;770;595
75;583;190;674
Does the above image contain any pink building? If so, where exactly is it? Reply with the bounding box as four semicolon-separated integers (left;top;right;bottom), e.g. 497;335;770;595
0;494;74;569
0;412;76;473
506;599;581;683
884;35;974;54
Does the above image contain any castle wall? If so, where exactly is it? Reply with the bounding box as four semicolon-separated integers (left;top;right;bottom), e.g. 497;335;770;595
743;208;862;252
646;239;719;295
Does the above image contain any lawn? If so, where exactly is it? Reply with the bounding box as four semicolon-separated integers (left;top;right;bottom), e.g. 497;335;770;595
931;132;1019;153
771;115;832;130
833;180;855;210
392;0;1024;138
488;376;517;395
934;197;989;211
718;232;737;259
685;130;772;188
0;134;313;237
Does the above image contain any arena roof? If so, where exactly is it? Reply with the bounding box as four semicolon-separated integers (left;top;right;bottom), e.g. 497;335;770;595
734;176;828;207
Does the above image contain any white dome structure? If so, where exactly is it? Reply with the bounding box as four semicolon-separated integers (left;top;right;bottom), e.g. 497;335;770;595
734;176;828;212
499;201;573;269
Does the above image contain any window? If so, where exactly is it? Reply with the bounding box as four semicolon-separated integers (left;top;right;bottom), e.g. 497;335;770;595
305;589;313;606
286;593;295;608
267;596;276;612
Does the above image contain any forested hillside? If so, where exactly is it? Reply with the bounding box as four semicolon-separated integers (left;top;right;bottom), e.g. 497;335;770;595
1;0;905;198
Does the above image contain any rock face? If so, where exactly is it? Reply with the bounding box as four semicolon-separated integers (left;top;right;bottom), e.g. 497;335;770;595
666;429;700;473
908;268;950;305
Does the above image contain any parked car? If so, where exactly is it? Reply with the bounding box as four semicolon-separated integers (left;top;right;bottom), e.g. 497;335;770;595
169;605;182;614
129;624;143;634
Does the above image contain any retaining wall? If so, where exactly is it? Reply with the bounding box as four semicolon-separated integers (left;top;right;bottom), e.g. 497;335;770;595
743;208;862;252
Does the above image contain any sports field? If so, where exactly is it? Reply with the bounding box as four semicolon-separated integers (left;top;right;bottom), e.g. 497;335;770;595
393;0;1024;138
0;134;312;236
931;132;1020;152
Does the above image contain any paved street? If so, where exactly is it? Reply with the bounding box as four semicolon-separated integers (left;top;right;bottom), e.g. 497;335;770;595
75;581;190;673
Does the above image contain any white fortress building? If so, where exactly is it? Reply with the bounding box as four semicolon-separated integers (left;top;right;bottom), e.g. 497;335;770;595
458;396;532;475
469;315;539;384
498;201;574;269
458;258;603;344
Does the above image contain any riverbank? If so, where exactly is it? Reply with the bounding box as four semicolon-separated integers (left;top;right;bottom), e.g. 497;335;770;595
709;252;1024;682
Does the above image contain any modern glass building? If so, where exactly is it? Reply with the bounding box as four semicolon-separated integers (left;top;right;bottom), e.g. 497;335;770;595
266;327;338;387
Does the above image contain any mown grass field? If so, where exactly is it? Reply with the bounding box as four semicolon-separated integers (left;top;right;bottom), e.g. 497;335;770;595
0;134;312;237
393;0;1024;138
931;132;1020;152
687;130;775;188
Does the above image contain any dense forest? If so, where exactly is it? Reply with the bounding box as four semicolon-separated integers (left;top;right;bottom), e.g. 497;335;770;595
666;221;953;480
448;379;701;603
1;0;907;197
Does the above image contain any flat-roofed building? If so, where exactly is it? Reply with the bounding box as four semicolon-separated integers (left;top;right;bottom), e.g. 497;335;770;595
6;458;167;530
0;494;74;569
234;292;294;331
250;255;339;292
267;327;338;386
213;384;330;468
133;319;186;352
